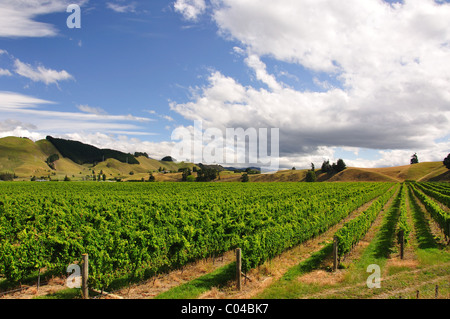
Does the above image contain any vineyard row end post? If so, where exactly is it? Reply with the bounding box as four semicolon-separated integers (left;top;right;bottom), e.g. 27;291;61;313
236;248;242;291
399;230;404;260
82;253;89;299
333;236;338;271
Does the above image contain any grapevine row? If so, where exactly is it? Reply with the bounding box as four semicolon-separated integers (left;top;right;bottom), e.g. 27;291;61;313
414;182;450;208
420;182;450;196
409;182;450;238
334;184;399;258
396;183;411;244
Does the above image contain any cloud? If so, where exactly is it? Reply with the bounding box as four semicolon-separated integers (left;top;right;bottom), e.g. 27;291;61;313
169;0;450;168
244;54;281;91
162;115;175;122
77;105;108;115
0;91;155;138
174;0;206;21
0;91;54;109
0;0;87;38
14;59;74;85
0;119;37;132
106;1;137;13
0;68;12;76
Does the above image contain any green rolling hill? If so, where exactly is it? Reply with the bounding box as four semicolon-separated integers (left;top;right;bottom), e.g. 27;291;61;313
0;136;448;182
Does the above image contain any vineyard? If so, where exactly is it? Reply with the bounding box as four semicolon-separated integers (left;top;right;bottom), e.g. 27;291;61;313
0;181;449;299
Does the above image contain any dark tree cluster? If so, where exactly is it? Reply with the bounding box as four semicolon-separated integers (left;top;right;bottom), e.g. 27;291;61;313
46;136;138;165
306;162;317;182
46;154;60;170
179;168;192;181
196;168;218;182
0;172;16;181
444;153;450;169
134;152;149;158
321;159;347;174
411;153;419;165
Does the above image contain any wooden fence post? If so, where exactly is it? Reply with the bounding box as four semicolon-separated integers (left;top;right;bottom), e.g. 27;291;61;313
82;254;89;299
333;236;338;271
236;248;242;291
435;285;439;299
37;269;41;292
399;230;404;260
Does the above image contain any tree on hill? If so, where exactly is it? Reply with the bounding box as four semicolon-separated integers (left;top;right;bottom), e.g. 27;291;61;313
411;153;419;165
196;168;218;182
305;170;316;182
321;159;346;174
336;159;346;172
46;154;60;170
321;160;332;173
444;153;450;169
0;172;15;181
134;152;149;158
241;173;249;182
180;168;192;181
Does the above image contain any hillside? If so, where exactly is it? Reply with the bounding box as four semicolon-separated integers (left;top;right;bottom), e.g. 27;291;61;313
0;136;198;181
0;136;448;182
250;162;449;183
45;136;140;165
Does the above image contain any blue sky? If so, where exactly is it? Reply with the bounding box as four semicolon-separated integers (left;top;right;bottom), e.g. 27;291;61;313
0;0;449;169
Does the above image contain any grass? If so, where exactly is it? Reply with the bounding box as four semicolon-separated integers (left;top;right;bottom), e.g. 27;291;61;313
154;262;236;299
255;243;334;299
33;288;82;299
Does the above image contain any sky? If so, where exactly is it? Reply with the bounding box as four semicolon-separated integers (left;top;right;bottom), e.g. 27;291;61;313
0;0;449;170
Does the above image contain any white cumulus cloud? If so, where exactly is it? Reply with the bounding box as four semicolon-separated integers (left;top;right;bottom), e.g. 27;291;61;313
14;58;74;85
174;0;207;21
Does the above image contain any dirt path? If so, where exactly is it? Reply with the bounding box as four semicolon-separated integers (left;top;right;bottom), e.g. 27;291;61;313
0;252;236;300
0;277;68;299
302;263;450;299
111;251;236;299
198;193;387;299
371;275;449;299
